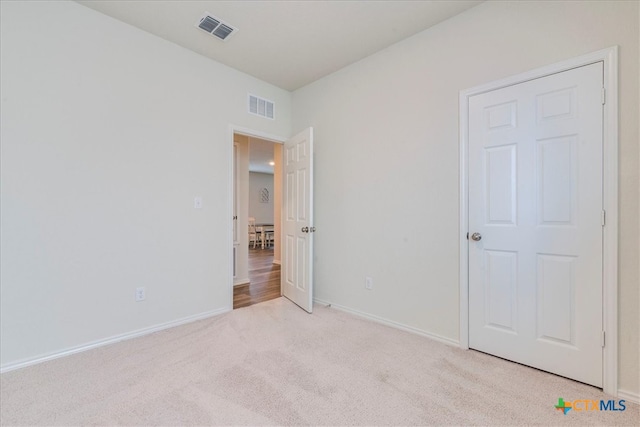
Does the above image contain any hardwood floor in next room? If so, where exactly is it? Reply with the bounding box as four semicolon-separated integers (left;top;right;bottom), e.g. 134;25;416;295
233;246;281;309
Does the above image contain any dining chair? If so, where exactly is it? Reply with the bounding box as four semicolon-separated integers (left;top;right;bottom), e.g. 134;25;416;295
248;217;258;249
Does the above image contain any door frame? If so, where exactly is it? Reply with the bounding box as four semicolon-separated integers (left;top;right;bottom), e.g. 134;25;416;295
228;124;286;309
458;47;619;396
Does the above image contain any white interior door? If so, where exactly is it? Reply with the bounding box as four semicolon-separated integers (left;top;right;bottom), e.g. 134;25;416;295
282;128;314;313
468;63;603;386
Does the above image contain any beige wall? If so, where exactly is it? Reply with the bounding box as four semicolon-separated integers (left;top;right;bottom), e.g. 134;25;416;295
293;0;639;395
0;1;291;368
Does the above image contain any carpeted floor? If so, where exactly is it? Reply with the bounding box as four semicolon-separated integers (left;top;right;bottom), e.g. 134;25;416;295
1;297;638;426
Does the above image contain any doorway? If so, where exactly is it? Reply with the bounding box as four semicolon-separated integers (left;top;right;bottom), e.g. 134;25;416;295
229;126;316;313
231;129;284;309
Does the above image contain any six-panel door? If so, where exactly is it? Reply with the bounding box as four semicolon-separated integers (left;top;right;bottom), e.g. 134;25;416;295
282;128;314;313
468;63;604;387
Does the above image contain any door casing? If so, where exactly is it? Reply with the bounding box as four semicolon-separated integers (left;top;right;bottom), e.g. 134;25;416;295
459;47;619;396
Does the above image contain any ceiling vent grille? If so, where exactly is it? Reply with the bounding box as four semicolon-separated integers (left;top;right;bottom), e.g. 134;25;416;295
196;12;237;41
249;94;275;120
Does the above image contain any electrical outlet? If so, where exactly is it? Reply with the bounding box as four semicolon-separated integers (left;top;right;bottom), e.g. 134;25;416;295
365;277;373;290
194;197;203;209
135;287;146;302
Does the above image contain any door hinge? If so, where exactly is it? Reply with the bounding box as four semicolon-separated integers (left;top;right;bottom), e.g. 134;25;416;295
601;210;606;226
601;330;606;347
601;87;606;105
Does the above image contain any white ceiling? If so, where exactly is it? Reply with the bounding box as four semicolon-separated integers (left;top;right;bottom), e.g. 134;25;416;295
76;0;482;91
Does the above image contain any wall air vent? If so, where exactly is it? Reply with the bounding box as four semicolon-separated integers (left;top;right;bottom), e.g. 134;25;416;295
248;94;275;120
196;13;237;41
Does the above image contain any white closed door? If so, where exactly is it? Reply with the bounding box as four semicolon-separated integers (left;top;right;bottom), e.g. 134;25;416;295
282;128;314;313
468;63;603;387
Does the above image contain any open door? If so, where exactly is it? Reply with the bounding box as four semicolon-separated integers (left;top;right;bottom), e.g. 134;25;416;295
282;128;314;312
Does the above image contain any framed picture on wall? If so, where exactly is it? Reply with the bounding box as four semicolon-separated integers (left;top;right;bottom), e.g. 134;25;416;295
259;188;269;203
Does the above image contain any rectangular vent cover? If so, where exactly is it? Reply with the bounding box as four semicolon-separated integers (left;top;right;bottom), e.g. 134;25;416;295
197;13;237;41
249;94;275;120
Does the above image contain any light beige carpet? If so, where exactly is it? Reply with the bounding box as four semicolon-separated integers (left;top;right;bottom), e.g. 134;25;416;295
1;297;638;426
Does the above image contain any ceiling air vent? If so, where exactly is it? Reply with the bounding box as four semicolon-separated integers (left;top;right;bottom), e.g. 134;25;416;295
249;94;275;120
196;13;237;41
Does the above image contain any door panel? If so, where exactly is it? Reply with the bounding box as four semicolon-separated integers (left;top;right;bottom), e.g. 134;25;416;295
537;136;577;225
469;63;603;387
485;144;517;224
536;254;576;345
282;128;314;312
484;250;518;333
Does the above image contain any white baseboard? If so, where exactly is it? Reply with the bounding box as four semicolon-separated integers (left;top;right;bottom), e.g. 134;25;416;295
314;298;459;347
0;307;230;374
618;389;640;405
233;278;250;287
